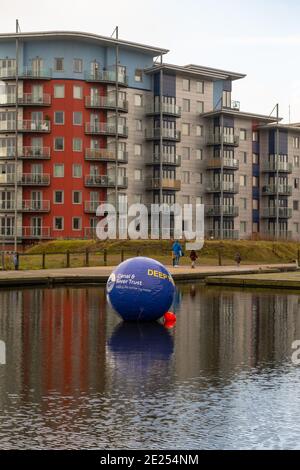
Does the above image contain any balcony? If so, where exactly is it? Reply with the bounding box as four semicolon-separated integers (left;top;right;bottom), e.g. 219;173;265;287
146;178;181;191
146;154;181;167
0;67;17;80
21;200;50;212
20;146;50;159
262;185;292;196
0;93;51;106
206;134;240;147
262;231;293;241
145;128;181;142
261;207;293;219
85;122;128;138
0;226;51;239
85;148;128;163
145;103;181;117
20;174;50;186
206;182;240;193
206;158;239;170
85;175;128;189
208;229;240;240
84;69;128;86
205;206;239;217
0;173;16;185
19;120;51;133
263;162;293;173
21;67;52;80
85;96;128;112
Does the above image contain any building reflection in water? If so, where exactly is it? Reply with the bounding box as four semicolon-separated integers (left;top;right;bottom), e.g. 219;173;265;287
0;285;300;400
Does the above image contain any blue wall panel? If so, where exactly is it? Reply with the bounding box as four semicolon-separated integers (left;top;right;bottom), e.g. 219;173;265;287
269;129;288;154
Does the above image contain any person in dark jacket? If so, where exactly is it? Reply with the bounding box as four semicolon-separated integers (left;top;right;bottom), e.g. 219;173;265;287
190;250;198;269
13;252;19;271
235;251;242;267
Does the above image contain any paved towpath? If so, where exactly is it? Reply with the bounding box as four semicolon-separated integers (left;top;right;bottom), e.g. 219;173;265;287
0;263;297;288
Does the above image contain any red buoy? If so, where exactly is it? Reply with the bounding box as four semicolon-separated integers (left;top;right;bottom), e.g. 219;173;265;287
164;311;177;324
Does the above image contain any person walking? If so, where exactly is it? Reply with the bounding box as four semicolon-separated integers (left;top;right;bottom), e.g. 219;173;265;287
172;240;183;267
12;252;19;271
235;251;242;267
190;250;198;269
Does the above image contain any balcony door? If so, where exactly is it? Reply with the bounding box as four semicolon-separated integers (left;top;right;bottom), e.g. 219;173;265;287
0;190;14;210
0;216;14;236
31;191;42;210
31;217;42;237
31;137;43;156
31;58;44;76
32;85;43;103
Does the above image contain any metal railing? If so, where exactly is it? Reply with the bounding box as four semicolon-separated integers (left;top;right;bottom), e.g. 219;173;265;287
145;129;181;141
205;206;239;217
207;158;239;170
0;67;17;79
85;148;128;163
85;96;128;111
145;103;181;116
148;154;181;166
147;178;181;191
262;185;292;196
21;146;50;159
263;162;293;173
206;182;240;193
84;69;128;86
85;122;128;137
21;200;50;212
19;120;51;132
20;173;50;186
206;134;240;146
85;175;128;188
21;67;52;79
208;229;240;240
0;93;51;106
261;207;293;218
0;226;51;238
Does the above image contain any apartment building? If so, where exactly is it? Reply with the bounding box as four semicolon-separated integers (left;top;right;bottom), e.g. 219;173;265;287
0;29;300;246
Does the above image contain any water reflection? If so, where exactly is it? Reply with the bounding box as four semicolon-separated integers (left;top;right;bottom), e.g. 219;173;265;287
0;285;300;449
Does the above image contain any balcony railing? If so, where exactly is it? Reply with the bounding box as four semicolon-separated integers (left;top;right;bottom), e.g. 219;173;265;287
147;154;181;166
146;178;181;191
0;173;16;185
262;231;293;241
262;185;292;196
85;175;128;188
0;67;17;79
21;146;50;159
261;207;293;219
206;182;240;193
206;134;240;146
0;93;51;106
21;67;52;79
208;229;240;240
263;162;293;173
205;206;239;217
21;200;50;212
0;226;51;239
0;147;16;159
84;69;128;86
85;96;128;112
85;148;128;163
20;173;50;186
206;158;239;170
145;129;181;141
145;103;181;117
85;123;128;137
19;120;51;133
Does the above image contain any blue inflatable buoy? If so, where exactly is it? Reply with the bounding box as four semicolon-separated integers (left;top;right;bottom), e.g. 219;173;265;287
106;257;175;322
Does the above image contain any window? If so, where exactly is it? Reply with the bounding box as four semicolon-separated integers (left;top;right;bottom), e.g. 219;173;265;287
73;85;83;99
135;119;142;131
241;198;247;210
73;58;83;73
182;79;190;91
240;151;247;164
295;178;300;189
253;131;259;142
240;129;247;141
195;173;202;184
134;194;142;204
240;175;247;187
293;137;300;149
196;125;203;137
54;85;65;98
294;223;300;234
196;149;203;160
54;163;64;177
54;137;64;151
182;99;190;112
182;147;190;160
134;69;143;82
294;155;300;168
182;171;190;184
73;191;82;204
196;81;204;94
134;144;142;156
54;217;64;230
134;169;142;181
54;190;64;204
54;58;64;72
253;199;259;210
196;196;203;205
222;90;231;108
293;200;299;211
196;101;204;113
54;111;64;125
253;223;259;233
73;164;82;178
73;138;82;152
182;123;190;136
73;217;82;230
73;111;82;126
134;94;142;107
253;153;259;164
240;221;247;233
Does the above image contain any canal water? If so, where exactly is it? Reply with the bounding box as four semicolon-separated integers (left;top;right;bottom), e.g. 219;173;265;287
0;284;300;450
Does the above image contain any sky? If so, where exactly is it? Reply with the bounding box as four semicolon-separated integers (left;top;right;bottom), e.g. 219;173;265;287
1;0;300;122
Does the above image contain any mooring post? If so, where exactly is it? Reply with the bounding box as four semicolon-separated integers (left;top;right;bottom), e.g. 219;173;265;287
85;248;89;267
121;249;124;262
104;249;107;266
42;252;46;269
66;250;70;268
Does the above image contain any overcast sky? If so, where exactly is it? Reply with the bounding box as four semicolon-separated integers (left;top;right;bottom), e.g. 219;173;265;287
1;0;299;122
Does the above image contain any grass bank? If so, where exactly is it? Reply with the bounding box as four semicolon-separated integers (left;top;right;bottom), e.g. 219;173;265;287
1;239;298;271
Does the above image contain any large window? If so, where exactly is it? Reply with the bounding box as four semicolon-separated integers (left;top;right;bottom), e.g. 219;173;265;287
54;217;64;230
54;111;64;125
72;191;82;204
54;137;64;151
196;81;204;94
73;59;83;73
54;190;64;204
54;85;65;98
134;94;143;107
182;79;190;91
73;138;82;152
73;112;82;126
197;101;204;113
73;85;83;99
182;123;190;136
73;164;82;178
134;69;143;82
54;164;64;177
182;99;190;112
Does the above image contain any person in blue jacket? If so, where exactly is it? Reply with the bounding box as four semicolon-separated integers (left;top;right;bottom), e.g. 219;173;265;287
172;240;183;267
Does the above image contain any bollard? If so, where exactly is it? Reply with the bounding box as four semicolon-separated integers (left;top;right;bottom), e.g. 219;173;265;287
121;249;124;263
66;250;70;268
85;248;89;267
218;249;222;267
1;252;4;271
104;249;107;266
42;252;46;269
